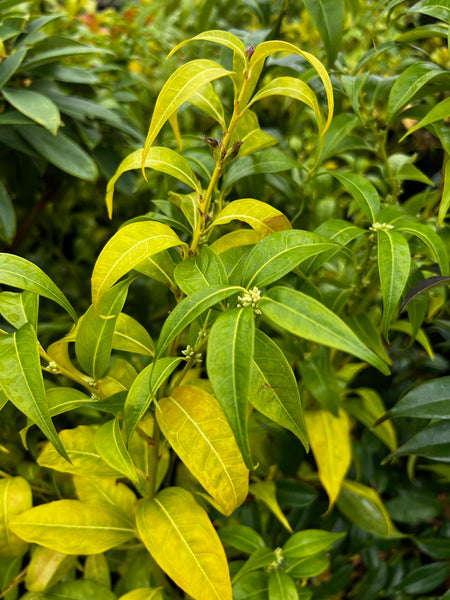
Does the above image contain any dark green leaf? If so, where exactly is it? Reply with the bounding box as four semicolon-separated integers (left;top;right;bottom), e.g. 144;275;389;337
218;525;266;554
174;246;228;295
384;421;450;462
222;149;298;190
2;88;60;135
390;376;450;419
0;182;16;244
395;562;449;595
303;0;345;65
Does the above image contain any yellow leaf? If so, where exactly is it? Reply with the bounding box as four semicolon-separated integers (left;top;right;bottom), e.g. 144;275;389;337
157;385;249;516
210;230;264;254
136;487;232;600
305;409;351;508
211;199;291;234
0;476;32;557
249;480;293;533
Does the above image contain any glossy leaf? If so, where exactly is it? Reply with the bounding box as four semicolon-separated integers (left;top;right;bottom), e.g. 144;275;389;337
157;385;249;515
212;199;291;234
332;172;380;223
188;83;226;127
174;246;228;295
396;562;449;595
398;221;449;276
74;476;137;520
0;476;32;557
260;287;390;375
268;570;298;600
9;500;135;555
2;88;60;135
218;525;266;554
156;285;243;358
222;150;299;192
113;313;154;356
388;153;434;186
389;376;450;419
249;481;293;532
207;308;255;469
142;59;231;166
106;147;201;218
230;110;278;158
401;96;450;140
124;357;183;439
0;324;68;459
400;274;450;313
233;571;269;600
95;418;138;483
136;487;233;600
303;0;345;66
241;229;337;289
299;346;340;415
283;529;344;560
249;330;308;448
384;421;450;463
232;548;276;583
305;409;351;508
376;229;411;339
91;221;184;311
0;253;76;321
0;47;27;88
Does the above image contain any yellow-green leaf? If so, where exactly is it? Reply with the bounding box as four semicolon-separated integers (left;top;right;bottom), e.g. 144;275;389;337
305;409;351;508
136;487;232;600
95;418;138;483
212;199;291;234
438;157;450;228
74;476;137;520
106;147;201;218
157;385;249;516
0;476;32;558
25;546;76;591
9;500;135;555
249;481;293;533
119;589;165;600
92;222;184;311
211;230;264;254
113;313;154;356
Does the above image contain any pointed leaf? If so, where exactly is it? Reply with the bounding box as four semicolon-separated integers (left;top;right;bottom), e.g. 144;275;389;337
303;0;345;66
388;153;434;186
91;222;184;311
222;151;299;192
400;275;450;313
0;253;76;321
156;285;243;358
95;418;138;483
268;570;298;600
113;313;154;356
168;30;247;69
74;476;137;519
282;529;345;560
390;376;450;419
397;221;449;276
188;83;226;127
0;289;38;330
207;308;255;469
376;229;411;339
230;110;278;158
242;229;337;289
249;481;292;533
106;147;201;218
174;246;228;295
332;172;380;223
136;487;232;600
157;385;249;515
9;500;135;555
0;477;32;558
124;357;184;440
305;409;351;508
384;420;450;462
401;96;450;140
0;47;27;88
218;525;266;554
438;158;450;227
249;330;308;448
142;60;231;167
0;325;68;459
212;199;291;234
2;88;60;135
260;287;390;374
299;346;340;415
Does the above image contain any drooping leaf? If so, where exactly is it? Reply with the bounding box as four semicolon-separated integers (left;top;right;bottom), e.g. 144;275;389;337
157;385;249;516
332;172;380;223
113;313;154;356
9;500;135;555
0;253;76;321
400;275;450;313
136;487;233;600
95;418;138;483
249;330;308;448
2;88;60;135
207;308;255;469
212;199;291;234
106;147;201;218
91;222;184;311
0;477;32;558
249;481;293;532
188;82;226;127
260;287;390;374
303;0;345;66
0;325;68;459
174;246;228;295
305;409;351;508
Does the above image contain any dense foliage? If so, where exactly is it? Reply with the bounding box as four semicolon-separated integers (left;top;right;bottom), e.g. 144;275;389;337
1;1;449;599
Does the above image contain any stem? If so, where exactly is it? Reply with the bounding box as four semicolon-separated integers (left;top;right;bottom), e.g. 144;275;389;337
0;568;27;599
147;418;161;499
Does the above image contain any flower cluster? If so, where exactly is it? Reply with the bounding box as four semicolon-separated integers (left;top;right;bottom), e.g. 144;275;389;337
237;286;262;314
181;345;203;364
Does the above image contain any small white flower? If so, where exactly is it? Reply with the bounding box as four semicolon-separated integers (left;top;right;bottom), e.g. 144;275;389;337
369;222;394;232
46;361;59;373
237;286;262;314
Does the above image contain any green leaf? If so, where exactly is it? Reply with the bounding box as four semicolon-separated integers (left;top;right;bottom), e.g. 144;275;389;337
0;47;27;88
0;182;15;244
142;59;231;166
188;83;226;127
0;290;38;330
230;110;278;158
284;553;329;579
38;425;122;478
344;313;392;366
156;286;243;358
25;546;76;592
337;480;397;538
207;308;255;469
118;589;165;600
332;172;380;223
386;62;447;122
45;580;117;600
218;525;266;554
76;280;130;380
233;547;276;583
106;147;201;218
299;346;340;415
0;253;77;321
15;125;98;181
249;480;293;532
268;570;298;600
303;0;345;65
91;222;184;311
95;418;138;483
0;477;32;558
396;562;449;595
387;153;435;186
241;229;337;289
113;313;154;356
260;287;390;374
84;554;111;588
0;324;68;459
22;36;109;68
401;96;450;140
222;150;299;191
124;357;183;440
376;229;411;339
283;529;345;560
212;199;291;234
157;385;249;516
398;221;449;276
2;88;60;135
249;330;308;449
438;158;450;227
9;500;135;555
136;487;233;600
413;537;450;559
174;246;228;295
389;376;450;419
305;409;351;508
384;420;450;463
